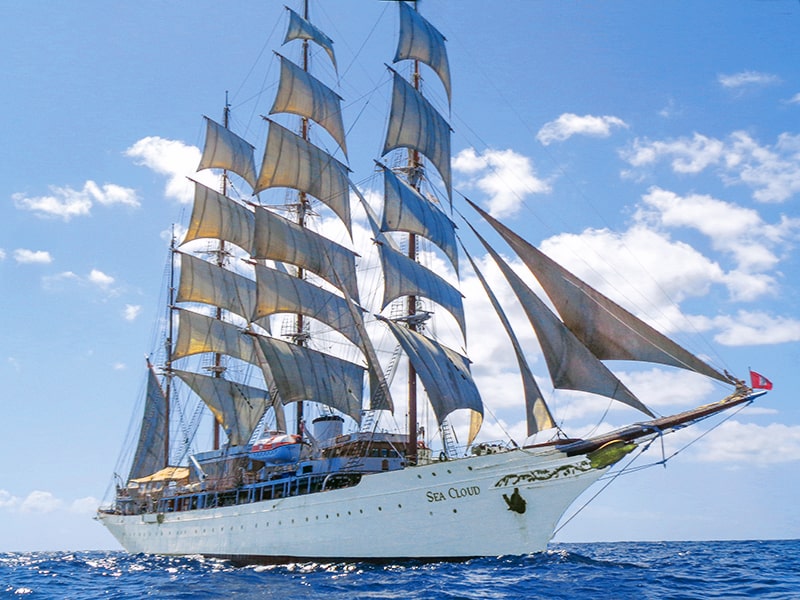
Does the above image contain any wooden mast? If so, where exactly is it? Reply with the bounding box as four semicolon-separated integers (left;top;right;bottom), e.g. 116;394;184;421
164;229;177;468
294;0;311;436
406;2;423;464
210;95;232;450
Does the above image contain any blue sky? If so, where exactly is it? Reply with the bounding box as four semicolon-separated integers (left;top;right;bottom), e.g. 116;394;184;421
2;1;799;551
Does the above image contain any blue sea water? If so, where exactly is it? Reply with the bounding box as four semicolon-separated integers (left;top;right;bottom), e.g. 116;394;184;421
2;540;798;599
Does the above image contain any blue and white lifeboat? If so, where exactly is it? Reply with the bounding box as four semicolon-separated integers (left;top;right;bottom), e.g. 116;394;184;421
249;433;303;465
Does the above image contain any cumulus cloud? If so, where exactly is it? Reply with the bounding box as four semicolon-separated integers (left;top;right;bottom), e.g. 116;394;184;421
12;181;139;221
20;491;62;514
0;491;98;515
123;304;142;321
13;249;53;264
622;131;800;203
717;70;781;89
126;136;215;204
636;187;800;286
88;269;115;289
42;269;118;295
692;421;800;465
712;310;800;346
453;147;550;217
537;113;628;146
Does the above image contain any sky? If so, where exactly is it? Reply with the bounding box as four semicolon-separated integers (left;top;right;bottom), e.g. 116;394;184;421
1;0;799;552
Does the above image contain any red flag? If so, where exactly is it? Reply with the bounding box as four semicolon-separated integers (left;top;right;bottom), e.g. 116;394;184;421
749;370;773;390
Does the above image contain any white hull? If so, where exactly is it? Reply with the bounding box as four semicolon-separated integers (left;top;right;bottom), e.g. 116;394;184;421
98;447;604;562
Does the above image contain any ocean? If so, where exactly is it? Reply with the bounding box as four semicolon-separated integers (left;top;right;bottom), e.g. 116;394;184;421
2;540;798;599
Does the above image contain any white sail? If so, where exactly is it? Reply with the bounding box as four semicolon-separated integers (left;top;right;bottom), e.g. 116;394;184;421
173;369;271;446
197;117;258;189
476;230;654;417
470;200;731;384
379;317;482;444
254;119;351;232
172;308;261;366
464;248;555;435
270;54;348;157
252;204;359;302
284;7;337;72
381;164;458;271
252;262;363;349
183;181;254;254
176;252;260;328
256;336;364;423
127;365;168;480
383;70;452;199
378;242;466;337
394;1;452;103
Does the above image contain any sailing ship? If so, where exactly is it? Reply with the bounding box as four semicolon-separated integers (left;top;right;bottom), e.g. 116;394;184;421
97;2;767;563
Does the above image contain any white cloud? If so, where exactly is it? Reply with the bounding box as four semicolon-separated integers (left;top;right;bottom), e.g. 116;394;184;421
789;92;800;105
624;133;724;174
123;304;142;321
12;181;139;221
42;269;119;295
537;113;628;145
453;147;550;218
623;132;800;203
0;491;98;515
88;269;115;289
0;249;5;261
637;187;799;279
717;70;781;89
712;310;800;346
126;136;214;204
20;491;62;514
692;421;800;464
13;249;53;264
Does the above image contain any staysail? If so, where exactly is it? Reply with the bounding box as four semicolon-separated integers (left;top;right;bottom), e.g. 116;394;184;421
473;226;654;417
469;199;731;384
462;246;555;435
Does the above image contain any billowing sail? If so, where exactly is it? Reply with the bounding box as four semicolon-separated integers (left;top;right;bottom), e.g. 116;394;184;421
127;365;168;480
463;247;555;435
183;181;254;254
197;117;258;189
172;308;261;366
256;336;364;423
381;164;458;271
378;242;466;337
469;200;731;384
270;54;348;157
394;1;452;103
475;229;654;417
255;120;351;232
252;262;363;349
379;317;483;444
252;205;359;301
173;369;270;446
284;7;337;72
176;252;260;327
383;70;452;199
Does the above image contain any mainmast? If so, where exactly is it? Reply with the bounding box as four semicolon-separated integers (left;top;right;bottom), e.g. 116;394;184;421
293;0;311;436
406;54;422;463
